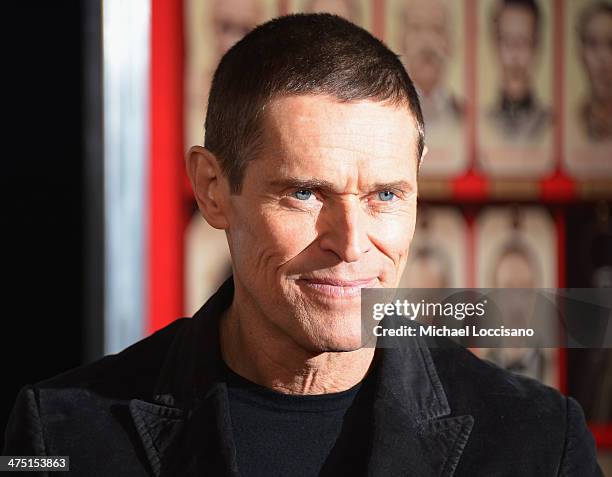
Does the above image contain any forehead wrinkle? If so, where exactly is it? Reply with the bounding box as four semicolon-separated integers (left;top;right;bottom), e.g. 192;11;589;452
277;127;418;165
262;95;420;142
257;96;420;186
261;137;416;193
261;127;416;172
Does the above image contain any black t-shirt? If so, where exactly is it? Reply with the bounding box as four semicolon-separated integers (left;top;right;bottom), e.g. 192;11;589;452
223;360;375;477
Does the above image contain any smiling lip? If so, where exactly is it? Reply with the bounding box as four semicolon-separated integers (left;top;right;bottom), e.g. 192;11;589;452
297;277;378;298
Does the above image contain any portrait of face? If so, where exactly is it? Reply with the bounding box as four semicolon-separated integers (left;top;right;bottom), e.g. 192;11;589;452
478;0;553;175
577;3;612;141
223;96;420;353
475;207;556;372
477;236;554;387
494;3;539;101
579;6;612;106
397;0;451;97
211;0;263;60
563;1;612;177
389;0;466;178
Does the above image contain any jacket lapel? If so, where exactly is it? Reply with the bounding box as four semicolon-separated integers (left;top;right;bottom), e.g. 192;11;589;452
129;277;240;477
367;341;474;477
129;384;239;477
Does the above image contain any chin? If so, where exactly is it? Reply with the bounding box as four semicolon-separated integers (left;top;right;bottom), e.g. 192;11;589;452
309;340;363;354
321;343;364;353
288;307;366;353
306;327;365;353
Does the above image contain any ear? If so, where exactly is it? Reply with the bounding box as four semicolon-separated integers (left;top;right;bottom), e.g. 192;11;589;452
185;146;230;230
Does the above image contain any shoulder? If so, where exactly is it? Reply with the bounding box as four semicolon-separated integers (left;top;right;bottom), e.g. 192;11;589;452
431;346;602;476
3;317;191;456
431;345;565;418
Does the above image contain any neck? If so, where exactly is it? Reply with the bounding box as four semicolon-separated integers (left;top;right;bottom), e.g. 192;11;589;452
219;281;376;395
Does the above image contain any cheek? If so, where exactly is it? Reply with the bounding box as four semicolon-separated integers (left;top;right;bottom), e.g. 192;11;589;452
370;208;417;265
238;207;317;271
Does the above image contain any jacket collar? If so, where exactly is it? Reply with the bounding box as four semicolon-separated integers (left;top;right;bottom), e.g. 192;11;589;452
129;276;474;477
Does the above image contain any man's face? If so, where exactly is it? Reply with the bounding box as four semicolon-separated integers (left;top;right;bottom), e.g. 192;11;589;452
225;95;419;353
399;0;450;96
495;5;538;100
580;11;612;102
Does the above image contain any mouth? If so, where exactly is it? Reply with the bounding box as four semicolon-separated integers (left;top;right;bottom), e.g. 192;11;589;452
296;277;379;298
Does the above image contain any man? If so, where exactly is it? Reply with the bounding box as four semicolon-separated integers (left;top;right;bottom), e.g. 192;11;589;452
576;1;612;142
488;0;551;142
3;13;602;476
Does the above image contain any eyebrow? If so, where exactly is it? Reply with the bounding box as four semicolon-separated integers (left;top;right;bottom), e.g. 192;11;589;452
268;177;415;194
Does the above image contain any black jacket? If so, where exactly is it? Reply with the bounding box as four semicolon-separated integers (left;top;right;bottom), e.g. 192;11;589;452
3;276;603;476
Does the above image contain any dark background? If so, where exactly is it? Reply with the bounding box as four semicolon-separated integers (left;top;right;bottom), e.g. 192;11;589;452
2;2;88;451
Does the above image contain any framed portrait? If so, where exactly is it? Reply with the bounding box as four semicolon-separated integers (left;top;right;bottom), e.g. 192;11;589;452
386;0;468;178
287;0;372;29
473;205;558;388
476;0;555;178
563;0;612;179
398;205;468;288
184;0;278;151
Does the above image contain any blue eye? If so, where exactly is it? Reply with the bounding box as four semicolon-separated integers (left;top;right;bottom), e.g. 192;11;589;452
293;190;313;200
378;191;396;201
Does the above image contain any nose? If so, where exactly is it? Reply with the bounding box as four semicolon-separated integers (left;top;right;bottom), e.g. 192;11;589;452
318;198;371;263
